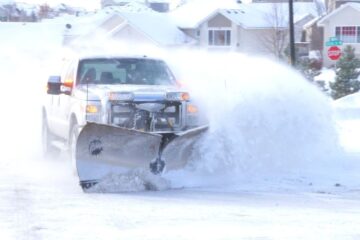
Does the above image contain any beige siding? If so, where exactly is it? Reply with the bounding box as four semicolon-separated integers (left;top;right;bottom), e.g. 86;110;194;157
198;14;238;50
322;6;360;66
237;28;279;57
208;14;232;28
194;11;287;57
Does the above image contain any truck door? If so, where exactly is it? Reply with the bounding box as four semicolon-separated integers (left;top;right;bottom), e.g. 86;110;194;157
59;63;76;139
51;62;76;139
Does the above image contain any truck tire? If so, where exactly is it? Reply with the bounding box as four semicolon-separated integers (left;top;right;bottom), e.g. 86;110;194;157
69;122;79;174
42;114;59;158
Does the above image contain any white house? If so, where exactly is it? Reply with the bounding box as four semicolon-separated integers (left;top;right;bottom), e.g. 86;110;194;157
318;3;360;66
64;7;194;48
170;1;320;58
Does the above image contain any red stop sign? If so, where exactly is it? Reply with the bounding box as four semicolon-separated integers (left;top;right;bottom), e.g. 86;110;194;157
328;46;341;60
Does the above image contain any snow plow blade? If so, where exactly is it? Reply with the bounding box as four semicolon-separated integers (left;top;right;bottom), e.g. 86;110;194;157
75;122;208;190
76;123;162;189
162;126;208;171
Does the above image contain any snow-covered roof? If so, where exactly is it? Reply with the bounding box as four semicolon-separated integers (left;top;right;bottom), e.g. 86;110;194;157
116;11;192;45
251;2;320;18
170;1;320;29
318;2;360;26
169;0;239;29
65;6;193;46
219;7;275;29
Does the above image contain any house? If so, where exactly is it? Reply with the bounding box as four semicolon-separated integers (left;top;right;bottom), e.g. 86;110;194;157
318;3;360;66
326;0;360;12
170;2;320;58
64;8;194;48
101;0;181;12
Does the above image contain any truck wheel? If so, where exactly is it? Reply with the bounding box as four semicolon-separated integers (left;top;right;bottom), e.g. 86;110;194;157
69;123;79;174
42;114;58;158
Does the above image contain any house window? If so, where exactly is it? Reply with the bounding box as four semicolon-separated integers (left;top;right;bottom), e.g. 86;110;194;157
208;29;231;46
335;26;360;43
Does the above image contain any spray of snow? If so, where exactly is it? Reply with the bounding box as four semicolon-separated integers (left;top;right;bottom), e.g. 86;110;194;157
87;170;171;193
163;50;345;188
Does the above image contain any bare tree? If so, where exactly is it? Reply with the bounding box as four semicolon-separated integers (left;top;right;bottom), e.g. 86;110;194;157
38;4;51;19
260;3;288;59
314;0;326;16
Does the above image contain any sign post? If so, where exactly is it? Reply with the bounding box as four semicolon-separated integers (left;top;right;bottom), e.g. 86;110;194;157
325;37;343;47
326;37;343;62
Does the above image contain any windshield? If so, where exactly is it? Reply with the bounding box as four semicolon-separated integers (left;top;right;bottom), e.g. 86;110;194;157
77;58;176;85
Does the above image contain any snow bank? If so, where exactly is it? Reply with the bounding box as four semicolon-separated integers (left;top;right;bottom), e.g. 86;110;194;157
333;92;360;153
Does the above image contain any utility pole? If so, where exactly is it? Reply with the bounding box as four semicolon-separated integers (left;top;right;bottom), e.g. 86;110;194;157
289;0;296;67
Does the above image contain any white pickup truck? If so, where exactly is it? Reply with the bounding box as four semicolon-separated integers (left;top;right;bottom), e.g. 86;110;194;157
42;55;206;188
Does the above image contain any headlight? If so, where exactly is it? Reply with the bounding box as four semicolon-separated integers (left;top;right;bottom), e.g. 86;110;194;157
109;92;134;101
166;92;190;101
86;104;101;114
187;104;198;113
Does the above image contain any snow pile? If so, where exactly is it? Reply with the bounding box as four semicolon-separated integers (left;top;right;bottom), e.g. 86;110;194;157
333;92;360;153
164;51;343;185
87;170;171;193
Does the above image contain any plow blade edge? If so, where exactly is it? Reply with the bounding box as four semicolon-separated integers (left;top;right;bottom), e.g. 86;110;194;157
162;125;208;171
76;123;162;187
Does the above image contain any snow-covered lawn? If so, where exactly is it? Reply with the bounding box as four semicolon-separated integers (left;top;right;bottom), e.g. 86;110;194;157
0;20;360;240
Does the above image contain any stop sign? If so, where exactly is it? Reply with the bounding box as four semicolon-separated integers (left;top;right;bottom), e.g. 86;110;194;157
328;46;341;60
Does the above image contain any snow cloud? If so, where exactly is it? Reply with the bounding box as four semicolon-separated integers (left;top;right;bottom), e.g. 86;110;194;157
163;50;344;185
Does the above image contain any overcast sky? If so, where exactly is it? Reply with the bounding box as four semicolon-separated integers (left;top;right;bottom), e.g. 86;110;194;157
19;0;101;10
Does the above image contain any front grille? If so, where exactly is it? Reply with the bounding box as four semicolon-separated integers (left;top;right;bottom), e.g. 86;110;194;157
109;102;182;132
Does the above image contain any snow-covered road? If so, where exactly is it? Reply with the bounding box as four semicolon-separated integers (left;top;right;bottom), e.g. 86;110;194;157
1;21;360;240
1;154;360;240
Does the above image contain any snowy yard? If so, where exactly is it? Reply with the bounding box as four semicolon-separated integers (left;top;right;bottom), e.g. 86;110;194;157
0;21;360;240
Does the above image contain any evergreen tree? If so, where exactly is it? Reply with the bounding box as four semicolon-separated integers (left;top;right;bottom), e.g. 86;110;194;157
330;45;360;99
297;57;321;82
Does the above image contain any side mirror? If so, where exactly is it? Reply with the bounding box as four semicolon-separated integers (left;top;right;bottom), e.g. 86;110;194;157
47;76;62;95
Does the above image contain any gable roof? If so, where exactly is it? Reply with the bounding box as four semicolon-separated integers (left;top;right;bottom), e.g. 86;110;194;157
67;9;193;46
115;11;194;45
168;0;239;29
318;2;360;26
219;7;283;29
